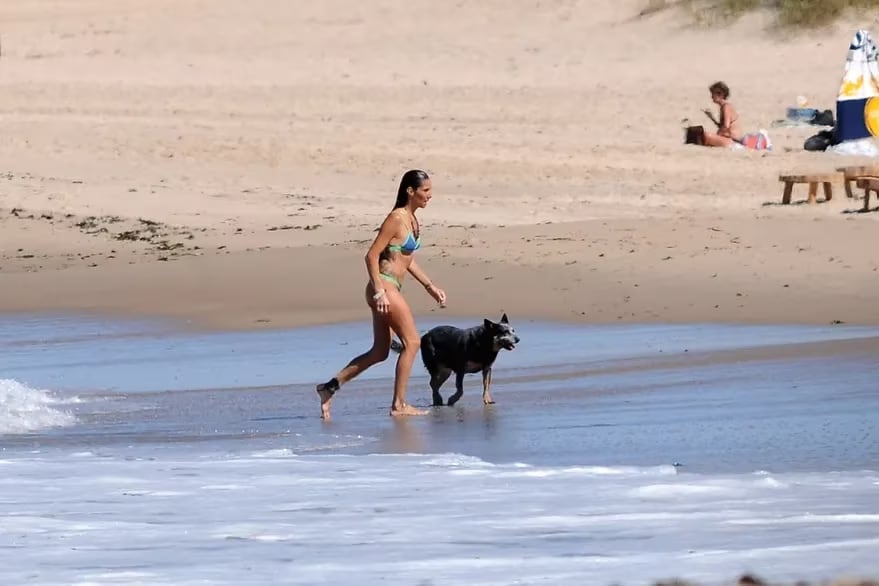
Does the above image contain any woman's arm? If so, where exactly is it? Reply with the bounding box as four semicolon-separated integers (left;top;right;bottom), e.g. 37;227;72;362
406;258;433;288
365;214;400;296
703;108;720;128
718;103;735;137
408;258;447;306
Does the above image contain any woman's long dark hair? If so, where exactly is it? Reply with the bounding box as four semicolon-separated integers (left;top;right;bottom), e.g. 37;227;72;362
393;169;430;209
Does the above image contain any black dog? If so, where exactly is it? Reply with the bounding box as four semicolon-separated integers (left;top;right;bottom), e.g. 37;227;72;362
391;314;520;406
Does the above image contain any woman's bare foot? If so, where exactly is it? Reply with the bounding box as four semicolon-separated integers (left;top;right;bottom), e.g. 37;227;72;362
316;378;339;420
389;403;429;417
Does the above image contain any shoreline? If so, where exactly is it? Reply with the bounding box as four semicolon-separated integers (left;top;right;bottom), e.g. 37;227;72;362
2;213;878;333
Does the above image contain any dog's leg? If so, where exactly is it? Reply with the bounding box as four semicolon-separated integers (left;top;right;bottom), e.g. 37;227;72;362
447;372;465;406
481;367;495;405
429;368;452;407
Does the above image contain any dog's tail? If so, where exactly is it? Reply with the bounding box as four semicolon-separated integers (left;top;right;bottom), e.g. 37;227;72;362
390;336;433;372
389;330;428;354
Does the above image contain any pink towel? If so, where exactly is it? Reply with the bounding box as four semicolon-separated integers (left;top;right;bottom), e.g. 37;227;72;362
737;131;772;151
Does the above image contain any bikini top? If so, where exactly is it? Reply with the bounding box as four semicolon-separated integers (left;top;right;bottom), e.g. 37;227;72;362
387;230;421;254
385;212;421;254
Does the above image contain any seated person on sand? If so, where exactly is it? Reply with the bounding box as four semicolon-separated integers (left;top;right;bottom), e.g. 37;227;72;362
701;81;744;147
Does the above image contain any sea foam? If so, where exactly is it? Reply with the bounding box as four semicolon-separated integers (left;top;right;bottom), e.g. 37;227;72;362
0;379;77;435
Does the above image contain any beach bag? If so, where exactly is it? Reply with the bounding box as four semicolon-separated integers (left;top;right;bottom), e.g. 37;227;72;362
685;125;705;145
811;109;835;127
739;131;772;151
804;130;834;151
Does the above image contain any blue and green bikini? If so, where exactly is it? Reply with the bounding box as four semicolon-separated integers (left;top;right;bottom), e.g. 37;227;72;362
379;229;421;290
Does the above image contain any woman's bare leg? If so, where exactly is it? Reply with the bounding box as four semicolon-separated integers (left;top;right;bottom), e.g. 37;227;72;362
703;132;735;148
384;288;428;417
316;308;391;420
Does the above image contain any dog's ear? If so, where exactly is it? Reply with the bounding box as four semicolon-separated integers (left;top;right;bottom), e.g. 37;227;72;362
484;318;495;329
500;313;509;324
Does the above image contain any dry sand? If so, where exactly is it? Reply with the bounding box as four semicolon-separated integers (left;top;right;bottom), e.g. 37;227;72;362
1;0;879;331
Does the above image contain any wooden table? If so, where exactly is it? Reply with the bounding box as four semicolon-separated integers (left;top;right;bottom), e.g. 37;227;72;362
778;173;837;205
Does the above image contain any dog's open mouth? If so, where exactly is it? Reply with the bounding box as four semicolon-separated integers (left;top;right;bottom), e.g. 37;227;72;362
501;340;517;350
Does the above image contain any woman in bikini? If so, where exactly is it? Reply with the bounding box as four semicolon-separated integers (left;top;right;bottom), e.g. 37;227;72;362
315;169;447;420
702;81;744;147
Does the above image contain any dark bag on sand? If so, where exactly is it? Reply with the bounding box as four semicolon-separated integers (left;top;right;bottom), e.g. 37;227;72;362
804;129;835;152
685;125;705;145
811;109;835;127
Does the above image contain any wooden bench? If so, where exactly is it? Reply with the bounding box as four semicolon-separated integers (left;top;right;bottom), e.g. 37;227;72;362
836;165;879;199
778;173;837;205
855;177;879;212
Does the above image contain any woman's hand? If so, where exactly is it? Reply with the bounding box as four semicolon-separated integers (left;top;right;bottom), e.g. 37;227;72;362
702;108;719;127
425;283;447;307
373;288;391;314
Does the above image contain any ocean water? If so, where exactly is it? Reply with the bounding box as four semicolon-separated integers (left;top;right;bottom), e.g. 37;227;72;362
1;314;878;586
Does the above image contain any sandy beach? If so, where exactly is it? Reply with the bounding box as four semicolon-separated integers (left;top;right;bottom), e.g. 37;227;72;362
2;0;879;331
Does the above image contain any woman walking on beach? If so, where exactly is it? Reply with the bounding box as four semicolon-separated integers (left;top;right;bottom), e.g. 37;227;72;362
315;169;447;420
